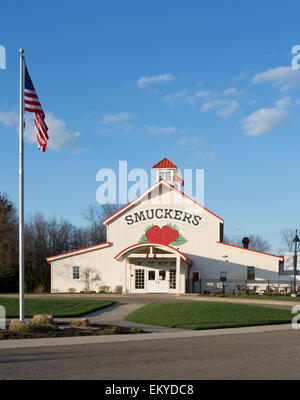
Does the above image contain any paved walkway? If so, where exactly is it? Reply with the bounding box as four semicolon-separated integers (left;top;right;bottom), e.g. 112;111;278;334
61;302;181;333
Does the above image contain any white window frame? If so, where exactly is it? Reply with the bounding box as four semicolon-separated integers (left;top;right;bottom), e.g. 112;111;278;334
73;266;80;280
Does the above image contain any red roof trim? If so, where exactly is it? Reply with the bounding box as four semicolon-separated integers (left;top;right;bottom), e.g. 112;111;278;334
152;158;177;169
46;242;110;262
171;181;224;222
103;180;160;224
103;179;223;224
114;242;192;265
217;241;283;259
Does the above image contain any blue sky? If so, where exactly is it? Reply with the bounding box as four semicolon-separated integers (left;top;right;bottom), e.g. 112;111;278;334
0;0;300;252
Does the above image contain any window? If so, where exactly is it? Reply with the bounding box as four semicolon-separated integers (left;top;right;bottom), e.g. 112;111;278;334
135;269;145;289
159;170;172;182
73;266;80;279
220;271;227;282
247;266;255;280
159;270;166;280
148;270;155;281
169;269;176;289
192;272;199;281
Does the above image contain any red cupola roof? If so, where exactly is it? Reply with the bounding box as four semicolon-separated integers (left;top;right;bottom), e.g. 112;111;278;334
152;158;177;169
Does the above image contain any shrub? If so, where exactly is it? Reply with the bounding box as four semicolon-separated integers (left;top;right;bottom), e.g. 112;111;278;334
263;291;272;296
68;288;76;293
130;327;142;333
215;290;224;295
103;326;118;334
31;324;54;333
34;284;46;293
32;315;53;325
202;290;210;295
9;320;30;334
99;285;110;293
227;291;235;296
71;318;89;328
115;286;123;294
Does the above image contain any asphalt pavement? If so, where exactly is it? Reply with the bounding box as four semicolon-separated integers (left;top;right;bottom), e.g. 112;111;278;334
0;329;299;380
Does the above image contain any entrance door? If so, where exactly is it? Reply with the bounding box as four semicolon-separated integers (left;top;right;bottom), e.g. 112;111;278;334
147;269;169;293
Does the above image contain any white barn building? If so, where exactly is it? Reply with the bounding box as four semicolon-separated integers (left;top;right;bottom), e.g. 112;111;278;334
47;158;292;295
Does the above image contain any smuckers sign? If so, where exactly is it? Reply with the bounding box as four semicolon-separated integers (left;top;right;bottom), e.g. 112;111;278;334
138;224;188;246
121;206;206;228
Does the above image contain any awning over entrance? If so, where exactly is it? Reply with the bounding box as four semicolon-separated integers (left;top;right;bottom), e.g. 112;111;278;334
114;242;192;265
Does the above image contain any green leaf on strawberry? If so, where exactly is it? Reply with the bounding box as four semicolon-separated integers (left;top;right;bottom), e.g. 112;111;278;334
170;233;188;246
144;224;153;232
138;233;149;243
167;223;179;231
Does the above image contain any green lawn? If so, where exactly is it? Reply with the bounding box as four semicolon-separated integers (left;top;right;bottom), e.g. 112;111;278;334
125;301;292;330
0;297;115;318
225;295;300;301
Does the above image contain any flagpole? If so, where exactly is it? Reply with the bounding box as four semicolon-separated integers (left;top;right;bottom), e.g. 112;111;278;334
19;48;24;321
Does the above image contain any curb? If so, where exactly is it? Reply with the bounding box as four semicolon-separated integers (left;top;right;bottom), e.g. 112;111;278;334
0;323;292;350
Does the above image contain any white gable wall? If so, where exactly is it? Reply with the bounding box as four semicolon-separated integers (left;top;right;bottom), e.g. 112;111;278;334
49;181;287;294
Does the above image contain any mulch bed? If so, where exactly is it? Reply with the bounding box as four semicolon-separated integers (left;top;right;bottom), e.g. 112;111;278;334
0;321;147;340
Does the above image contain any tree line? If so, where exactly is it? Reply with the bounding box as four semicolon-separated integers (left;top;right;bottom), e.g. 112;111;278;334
0;193;118;292
0;192;297;292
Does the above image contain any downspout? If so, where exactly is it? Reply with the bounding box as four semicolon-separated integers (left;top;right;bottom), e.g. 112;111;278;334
187;264;192;293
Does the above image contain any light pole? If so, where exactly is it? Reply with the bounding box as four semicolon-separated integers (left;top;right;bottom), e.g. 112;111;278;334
293;230;300;295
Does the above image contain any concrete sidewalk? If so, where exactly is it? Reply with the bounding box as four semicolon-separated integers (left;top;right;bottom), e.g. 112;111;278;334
0;323;292;350
61;302;178;333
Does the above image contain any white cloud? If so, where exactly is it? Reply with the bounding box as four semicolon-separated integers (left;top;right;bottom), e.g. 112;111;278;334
136;73;175;89
217;101;239;118
178;136;201;146
147;126;176;135
161;89;210;106
242;108;288;136
100;112;133;125
253;66;300;91
201;100;221;112
185;90;210;105
161;89;188;103
0;110;80;149
224;88;237;96
201;98;239;118
275;97;290;109
25;112;80;150
0;111;18;127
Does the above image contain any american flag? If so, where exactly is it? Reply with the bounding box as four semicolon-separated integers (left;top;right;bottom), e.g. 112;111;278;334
24;65;49;152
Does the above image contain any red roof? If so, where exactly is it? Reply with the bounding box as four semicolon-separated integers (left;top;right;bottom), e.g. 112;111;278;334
152;158;177;169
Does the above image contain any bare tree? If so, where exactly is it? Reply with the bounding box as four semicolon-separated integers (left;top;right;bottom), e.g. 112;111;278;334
280;229;296;252
25;214;76;291
82;204;121;245
80;267;102;292
247;234;271;253
0;193;18;292
224;233;271;252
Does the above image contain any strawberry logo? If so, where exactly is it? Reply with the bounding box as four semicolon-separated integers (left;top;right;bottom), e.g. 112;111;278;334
161;225;179;244
145;225;162;243
138;224;187;246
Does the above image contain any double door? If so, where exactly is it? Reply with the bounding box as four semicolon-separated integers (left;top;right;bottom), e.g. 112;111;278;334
147;269;169;293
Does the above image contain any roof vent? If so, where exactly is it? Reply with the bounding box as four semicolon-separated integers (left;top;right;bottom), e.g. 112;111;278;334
242;237;250;249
